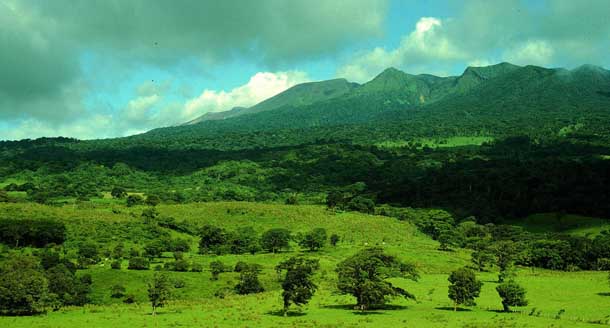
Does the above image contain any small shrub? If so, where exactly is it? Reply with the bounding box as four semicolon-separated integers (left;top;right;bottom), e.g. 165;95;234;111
111;284;126;298
123;294;136;304
234;261;248;272
330;233;340;246
215;287;233;299
128;257;150;270
111;260;122;270
173;279;186;289
191;263;203;272
210;260;226;280
173;259;190;272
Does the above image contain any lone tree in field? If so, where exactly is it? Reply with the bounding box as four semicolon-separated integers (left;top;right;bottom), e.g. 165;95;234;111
147;273;172;315
496;280;528;312
447;267;483;311
261;228;291;253
336;247;419;311
299;228;327;251
276;256;320;316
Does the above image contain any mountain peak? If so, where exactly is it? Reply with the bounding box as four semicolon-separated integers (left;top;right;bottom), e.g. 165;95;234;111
376;67;407;78
462;62;520;77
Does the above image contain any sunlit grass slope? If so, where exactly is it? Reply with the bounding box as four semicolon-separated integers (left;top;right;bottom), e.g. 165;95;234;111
1;202;610;327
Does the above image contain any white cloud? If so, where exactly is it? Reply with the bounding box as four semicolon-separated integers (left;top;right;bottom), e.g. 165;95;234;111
503;40;555;66
123;94;161;122
0;114;115;140
337;17;466;82
182;71;309;121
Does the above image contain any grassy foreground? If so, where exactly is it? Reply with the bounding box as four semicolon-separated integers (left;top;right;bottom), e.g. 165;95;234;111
1;271;608;328
1;202;609;327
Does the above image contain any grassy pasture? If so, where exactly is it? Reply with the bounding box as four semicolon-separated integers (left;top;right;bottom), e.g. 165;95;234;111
1;270;608;327
1;202;609;327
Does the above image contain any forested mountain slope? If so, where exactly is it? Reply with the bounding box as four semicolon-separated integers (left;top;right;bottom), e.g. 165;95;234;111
184;78;358;124
136;63;610;150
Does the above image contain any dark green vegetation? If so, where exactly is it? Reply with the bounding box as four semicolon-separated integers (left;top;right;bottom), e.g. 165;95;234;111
1;63;610;326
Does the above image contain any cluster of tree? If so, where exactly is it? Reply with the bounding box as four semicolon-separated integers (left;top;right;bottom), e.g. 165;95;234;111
379;208;610;272
0;252;92;315
198;225;262;255
0;218;66;248
198;225;334;255
326;182;376;214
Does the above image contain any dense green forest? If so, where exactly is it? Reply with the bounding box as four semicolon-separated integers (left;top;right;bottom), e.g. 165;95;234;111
2;134;609;221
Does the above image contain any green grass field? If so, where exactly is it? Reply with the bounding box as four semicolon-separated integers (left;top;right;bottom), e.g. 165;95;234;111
1;202;609;327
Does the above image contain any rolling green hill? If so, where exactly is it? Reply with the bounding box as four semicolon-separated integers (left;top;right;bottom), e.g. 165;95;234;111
2;202;610;327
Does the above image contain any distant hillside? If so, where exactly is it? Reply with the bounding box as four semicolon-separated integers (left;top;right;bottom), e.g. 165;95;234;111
138;62;610;149
184;78;358;124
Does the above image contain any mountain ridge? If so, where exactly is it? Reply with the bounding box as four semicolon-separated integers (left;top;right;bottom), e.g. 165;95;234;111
184;78;358;125
135;62;610;150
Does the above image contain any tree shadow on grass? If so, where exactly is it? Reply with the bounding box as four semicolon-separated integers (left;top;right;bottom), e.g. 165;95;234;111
435;307;472;312
266;310;307;317
351;311;385;316
322;304;408;313
147;311;174;316
487;309;512;314
596;292;610;297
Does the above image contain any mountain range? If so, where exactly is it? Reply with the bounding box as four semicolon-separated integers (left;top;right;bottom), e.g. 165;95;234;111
136;62;610;149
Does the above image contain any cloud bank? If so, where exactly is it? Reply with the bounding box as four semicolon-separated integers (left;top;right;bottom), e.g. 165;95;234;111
0;0;387;139
337;0;610;82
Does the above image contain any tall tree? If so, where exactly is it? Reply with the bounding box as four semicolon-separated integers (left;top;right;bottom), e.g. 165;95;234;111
276;256;320;316
336;247;419;311
496;280;528;312
147;273;172;315
447;267;483;311
493;241;517;282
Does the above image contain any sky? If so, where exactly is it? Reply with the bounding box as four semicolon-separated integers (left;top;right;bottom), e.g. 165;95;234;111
1;0;609;140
